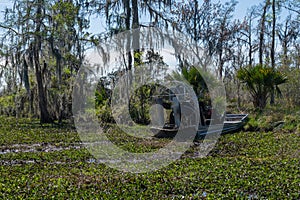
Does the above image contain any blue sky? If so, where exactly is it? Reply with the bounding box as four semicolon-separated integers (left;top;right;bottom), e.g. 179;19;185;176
0;0;282;90
0;0;263;34
234;0;262;18
0;0;263;12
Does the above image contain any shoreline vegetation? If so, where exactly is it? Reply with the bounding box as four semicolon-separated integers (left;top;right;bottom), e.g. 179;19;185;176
0;106;299;198
0;0;299;198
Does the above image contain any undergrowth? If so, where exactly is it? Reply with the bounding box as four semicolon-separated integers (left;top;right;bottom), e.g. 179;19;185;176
0;113;299;199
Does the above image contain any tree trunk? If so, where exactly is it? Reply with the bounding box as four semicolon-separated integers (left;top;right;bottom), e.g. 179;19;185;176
23;58;30;95
248;15;253;66
132;0;140;66
124;0;132;71
259;1;270;66
132;0;139;29
23;58;34;116
34;0;53;123
218;50;223;80
270;0;276;105
254;94;267;110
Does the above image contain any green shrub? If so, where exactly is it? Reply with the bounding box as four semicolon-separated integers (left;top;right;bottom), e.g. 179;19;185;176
96;102;115;123
243;106;300;132
0;94;16;116
237;64;287;109
283;115;300;132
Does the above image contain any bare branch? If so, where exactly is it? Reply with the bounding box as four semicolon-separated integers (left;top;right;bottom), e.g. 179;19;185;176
0;24;20;35
282;5;300;15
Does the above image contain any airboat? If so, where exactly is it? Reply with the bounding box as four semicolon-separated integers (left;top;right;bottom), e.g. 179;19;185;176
149;88;248;139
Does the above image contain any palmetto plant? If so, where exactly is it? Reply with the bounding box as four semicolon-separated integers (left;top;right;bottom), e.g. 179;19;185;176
237;64;287;109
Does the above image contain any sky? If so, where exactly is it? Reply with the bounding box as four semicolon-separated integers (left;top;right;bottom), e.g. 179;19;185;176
0;0;265;89
0;0;265;53
0;0;263;32
0;0;264;57
234;0;262;18
88;0;264;33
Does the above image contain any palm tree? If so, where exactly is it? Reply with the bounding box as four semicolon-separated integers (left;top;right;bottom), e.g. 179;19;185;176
237;64;287;109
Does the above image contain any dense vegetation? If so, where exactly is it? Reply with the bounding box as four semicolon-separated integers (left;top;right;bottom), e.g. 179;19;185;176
0;0;299;198
0;108;299;198
237;64;287;109
0;0;299;122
